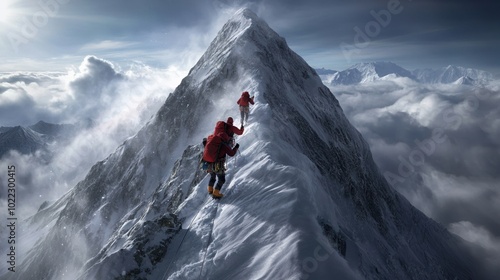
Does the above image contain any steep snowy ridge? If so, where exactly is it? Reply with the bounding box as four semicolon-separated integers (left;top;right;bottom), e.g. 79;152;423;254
6;8;479;280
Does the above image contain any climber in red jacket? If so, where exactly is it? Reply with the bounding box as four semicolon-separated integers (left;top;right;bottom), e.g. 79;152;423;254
213;117;244;147
237;91;254;125
202;132;239;198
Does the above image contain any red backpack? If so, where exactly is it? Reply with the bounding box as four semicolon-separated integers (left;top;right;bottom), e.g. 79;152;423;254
213;121;227;136
202;132;229;163
237;91;254;107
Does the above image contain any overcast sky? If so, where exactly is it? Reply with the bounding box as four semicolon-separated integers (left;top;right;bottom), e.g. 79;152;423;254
1;0;499;74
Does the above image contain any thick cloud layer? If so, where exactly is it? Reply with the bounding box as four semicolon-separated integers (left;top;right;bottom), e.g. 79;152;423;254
0;72;63;125
0;56;182;126
0;55;184;217
330;77;500;277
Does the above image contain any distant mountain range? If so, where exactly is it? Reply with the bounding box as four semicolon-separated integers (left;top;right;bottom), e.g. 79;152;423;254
0;120;93;158
317;62;495;85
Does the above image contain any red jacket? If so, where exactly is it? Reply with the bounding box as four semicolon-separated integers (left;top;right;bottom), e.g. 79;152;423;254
203;132;238;163
218;142;238;159
227;124;243;137
237;91;254;107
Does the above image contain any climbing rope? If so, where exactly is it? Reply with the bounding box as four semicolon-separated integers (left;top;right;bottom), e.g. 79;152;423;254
197;165;241;279
162;194;211;280
163;148;240;279
197;200;219;280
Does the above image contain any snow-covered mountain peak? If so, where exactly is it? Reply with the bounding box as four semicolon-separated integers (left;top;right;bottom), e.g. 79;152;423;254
29;120;67;135
188;7;280;85
332;61;415;85
3;125;37;139
351;61;396;70
453;75;475;85
7;9;478;280
413;65;494;84
0;125;46;157
229;7;260;24
325;62;495;85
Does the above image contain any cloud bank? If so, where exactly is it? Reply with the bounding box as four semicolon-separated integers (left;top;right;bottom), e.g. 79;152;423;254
329;77;500;278
0;55;184;218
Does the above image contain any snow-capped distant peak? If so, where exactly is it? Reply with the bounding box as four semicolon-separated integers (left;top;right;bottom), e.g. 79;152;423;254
453;75;475;85
331;61;416;85
326;62;495;86
413;65;493;84
0;126;45;157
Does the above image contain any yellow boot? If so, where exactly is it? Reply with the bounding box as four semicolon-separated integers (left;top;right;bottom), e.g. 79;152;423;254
212;189;224;199
208;186;214;194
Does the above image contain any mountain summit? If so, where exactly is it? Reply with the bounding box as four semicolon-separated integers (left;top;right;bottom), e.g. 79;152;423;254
7;8;477;280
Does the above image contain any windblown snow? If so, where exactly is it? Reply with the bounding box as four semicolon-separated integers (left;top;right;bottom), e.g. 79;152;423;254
3;8;480;280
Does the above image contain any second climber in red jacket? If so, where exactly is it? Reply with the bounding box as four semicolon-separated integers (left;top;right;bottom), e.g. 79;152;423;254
237;91;254;125
213;117;244;147
224;117;243;138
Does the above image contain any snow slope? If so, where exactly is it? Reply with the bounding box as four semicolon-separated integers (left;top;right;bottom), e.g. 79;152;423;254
5;8;479;280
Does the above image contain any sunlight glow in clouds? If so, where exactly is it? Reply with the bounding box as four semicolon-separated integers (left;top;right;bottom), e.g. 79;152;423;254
80;40;139;52
0;0;15;23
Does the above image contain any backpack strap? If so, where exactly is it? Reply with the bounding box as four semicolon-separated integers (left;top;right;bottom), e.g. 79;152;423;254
215;137;224;163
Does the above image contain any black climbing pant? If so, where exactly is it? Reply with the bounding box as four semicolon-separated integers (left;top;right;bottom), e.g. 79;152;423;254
209;172;226;190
